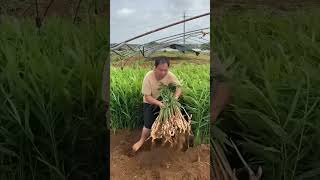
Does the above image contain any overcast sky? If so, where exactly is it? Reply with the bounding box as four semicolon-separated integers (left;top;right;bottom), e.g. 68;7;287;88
110;0;210;44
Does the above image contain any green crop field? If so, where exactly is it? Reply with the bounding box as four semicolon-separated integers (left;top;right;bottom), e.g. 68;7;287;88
0;16;108;179
110;58;210;145
212;8;320;179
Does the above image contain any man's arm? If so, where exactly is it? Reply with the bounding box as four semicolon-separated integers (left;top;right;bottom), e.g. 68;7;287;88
174;87;182;100
145;95;164;107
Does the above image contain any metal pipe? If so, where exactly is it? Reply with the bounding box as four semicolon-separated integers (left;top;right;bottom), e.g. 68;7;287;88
111;28;208;50
144;33;197;51
126;44;136;52
158;32;203;44
116;12;209;45
148;27;209;43
142;32;203;52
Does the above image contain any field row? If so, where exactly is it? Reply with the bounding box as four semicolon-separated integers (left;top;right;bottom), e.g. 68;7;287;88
110;65;210;144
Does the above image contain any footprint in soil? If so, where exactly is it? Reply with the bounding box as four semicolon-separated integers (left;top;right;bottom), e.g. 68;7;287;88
151;170;161;180
135;147;175;169
124;147;137;158
182;172;192;180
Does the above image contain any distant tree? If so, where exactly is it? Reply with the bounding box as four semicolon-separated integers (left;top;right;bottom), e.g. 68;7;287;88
200;43;210;50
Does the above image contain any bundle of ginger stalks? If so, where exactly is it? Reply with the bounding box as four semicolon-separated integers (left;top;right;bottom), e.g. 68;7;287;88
150;83;193;147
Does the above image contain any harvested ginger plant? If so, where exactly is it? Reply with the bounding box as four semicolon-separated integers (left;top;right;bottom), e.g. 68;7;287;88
150;83;192;148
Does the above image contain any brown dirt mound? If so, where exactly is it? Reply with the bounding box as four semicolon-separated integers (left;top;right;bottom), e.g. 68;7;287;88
111;129;210;180
113;56;148;68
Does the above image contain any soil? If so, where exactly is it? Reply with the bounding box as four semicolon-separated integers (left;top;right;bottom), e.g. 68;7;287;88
110;129;210;180
112;52;210;68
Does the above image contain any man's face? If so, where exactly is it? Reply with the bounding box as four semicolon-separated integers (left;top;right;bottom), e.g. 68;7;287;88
155;63;169;80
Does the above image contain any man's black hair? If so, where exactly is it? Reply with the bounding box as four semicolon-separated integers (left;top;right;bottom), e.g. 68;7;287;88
154;57;170;67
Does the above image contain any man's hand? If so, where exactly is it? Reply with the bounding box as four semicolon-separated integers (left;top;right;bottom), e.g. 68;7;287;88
145;95;165;107
158;101;165;108
174;87;182;101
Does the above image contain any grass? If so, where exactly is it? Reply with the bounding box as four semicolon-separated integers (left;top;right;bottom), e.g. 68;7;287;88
212;8;320;179
0;16;108;179
110;64;210;145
